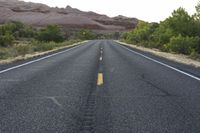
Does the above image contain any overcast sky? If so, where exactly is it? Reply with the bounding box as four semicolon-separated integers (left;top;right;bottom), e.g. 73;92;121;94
22;0;199;22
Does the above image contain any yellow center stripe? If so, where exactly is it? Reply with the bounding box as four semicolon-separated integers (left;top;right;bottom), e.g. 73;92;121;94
97;73;103;86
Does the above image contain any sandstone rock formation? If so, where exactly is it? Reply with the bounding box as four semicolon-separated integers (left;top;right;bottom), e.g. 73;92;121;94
0;0;138;33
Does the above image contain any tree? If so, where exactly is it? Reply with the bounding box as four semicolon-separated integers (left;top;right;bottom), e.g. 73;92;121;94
194;1;200;20
193;1;200;37
121;4;200;55
122;22;159;45
165;8;196;36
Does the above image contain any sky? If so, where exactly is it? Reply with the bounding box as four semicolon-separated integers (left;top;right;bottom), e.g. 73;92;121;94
22;0;199;22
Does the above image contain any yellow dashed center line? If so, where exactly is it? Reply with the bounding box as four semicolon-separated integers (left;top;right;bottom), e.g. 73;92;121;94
97;73;103;86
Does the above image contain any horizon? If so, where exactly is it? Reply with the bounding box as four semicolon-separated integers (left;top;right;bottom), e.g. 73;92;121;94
21;0;199;22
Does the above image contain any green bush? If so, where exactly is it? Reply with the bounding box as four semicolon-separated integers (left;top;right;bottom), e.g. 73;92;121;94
122;22;160;47
0;33;15;47
0;48;10;59
121;3;200;57
153;26;176;47
37;25;64;42
166;35;200;54
0;21;24;35
0;21;85;60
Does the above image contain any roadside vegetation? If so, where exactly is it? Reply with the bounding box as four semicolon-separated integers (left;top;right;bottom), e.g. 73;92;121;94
121;2;200;60
74;29;121;40
0;20;122;61
0;22;92;61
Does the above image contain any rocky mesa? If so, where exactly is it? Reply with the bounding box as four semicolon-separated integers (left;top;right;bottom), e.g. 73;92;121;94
0;0;138;33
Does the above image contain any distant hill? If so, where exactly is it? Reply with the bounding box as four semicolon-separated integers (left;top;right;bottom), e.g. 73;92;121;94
0;0;138;33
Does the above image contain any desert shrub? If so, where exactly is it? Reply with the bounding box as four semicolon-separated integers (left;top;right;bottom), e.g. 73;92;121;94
121;5;200;57
0;21;36;40
122;22;160;47
18;26;36;38
0;33;15;47
0;48;10;59
37;25;64;42
152;26;176;48
166;35;200;54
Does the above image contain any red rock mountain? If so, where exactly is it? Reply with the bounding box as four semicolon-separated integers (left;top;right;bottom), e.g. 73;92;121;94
0;0;138;33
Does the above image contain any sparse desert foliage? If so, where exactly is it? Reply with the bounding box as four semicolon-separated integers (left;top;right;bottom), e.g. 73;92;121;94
122;5;200;58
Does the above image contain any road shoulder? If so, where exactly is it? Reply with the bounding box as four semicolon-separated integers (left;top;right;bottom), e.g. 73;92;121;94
115;41;200;68
0;40;88;71
0;40;88;65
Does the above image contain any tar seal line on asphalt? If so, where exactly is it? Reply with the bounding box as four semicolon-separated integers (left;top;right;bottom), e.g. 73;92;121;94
80;46;105;133
80;94;96;133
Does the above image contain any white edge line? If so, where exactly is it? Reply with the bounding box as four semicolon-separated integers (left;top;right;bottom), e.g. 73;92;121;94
0;42;85;74
116;42;200;81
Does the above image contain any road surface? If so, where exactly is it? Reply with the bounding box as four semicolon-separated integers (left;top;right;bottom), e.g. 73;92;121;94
0;40;200;133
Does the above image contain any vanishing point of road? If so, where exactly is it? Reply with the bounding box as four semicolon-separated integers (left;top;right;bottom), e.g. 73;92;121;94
0;40;200;133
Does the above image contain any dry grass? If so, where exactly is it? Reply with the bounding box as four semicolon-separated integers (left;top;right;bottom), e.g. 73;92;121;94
0;40;88;64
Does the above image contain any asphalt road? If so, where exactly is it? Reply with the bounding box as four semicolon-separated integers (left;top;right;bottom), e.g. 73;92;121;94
0;40;200;133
